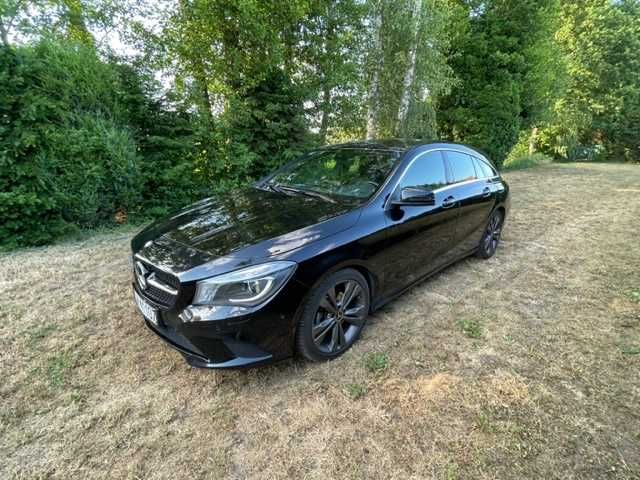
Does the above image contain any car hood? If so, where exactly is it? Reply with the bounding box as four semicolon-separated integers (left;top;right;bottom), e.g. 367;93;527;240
132;187;361;273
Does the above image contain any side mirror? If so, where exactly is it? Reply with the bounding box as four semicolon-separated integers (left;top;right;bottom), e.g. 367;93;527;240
394;187;435;206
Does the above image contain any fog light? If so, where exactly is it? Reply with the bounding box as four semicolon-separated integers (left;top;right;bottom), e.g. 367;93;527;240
179;308;194;322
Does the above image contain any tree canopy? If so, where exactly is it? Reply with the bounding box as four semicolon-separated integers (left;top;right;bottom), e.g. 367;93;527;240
1;0;639;248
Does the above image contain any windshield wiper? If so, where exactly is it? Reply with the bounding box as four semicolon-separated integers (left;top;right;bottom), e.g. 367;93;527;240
258;182;290;196
277;185;337;204
259;182;337;203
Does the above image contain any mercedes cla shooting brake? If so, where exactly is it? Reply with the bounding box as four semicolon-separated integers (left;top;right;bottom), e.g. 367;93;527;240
131;141;510;368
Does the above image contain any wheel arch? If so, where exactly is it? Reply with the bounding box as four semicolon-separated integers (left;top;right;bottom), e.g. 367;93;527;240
290;253;380;351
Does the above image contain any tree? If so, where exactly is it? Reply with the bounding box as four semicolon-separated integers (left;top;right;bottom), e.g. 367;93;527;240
209;68;310;186
438;0;561;166
365;0;383;139
295;0;367;142
366;0;456;140
542;0;640;161
396;0;422;133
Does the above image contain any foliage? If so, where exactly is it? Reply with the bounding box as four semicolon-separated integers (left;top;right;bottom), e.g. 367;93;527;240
459;318;482;339
110;61;209;217
0;0;125;47
208;68;312;186
344;383;367;399
438;0;564;167
2;0;640;249
0;41;141;248
294;0;368;141
365;0;457;139
502;153;553;172
364;352;389;373
540;0;640;162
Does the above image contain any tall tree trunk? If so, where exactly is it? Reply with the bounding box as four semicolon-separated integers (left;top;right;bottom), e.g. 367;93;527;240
366;5;383;140
0;18;9;47
318;15;336;142
319;84;331;142
396;0;422;136
197;77;214;126
194;61;214;126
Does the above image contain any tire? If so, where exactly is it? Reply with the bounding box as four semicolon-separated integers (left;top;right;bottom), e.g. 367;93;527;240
477;209;504;259
296;268;370;362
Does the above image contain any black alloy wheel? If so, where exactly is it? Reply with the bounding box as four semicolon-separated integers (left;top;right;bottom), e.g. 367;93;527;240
296;269;370;361
477;209;504;259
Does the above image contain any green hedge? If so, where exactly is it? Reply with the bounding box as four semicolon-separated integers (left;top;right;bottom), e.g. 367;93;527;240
0;41;208;249
0;42;140;248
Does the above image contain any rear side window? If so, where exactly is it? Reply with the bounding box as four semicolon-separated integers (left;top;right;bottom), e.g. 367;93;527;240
400;151;447;191
446;151;477;183
473;157;497;178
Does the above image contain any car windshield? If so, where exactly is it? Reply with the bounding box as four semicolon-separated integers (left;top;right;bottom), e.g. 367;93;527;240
263;148;400;201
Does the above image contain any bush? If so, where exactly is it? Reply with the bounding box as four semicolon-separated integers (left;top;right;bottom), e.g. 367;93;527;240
110;63;209;218
0;41;143;248
502;152;552;171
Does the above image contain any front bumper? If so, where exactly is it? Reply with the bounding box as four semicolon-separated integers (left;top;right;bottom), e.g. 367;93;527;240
143;317;273;369
133;281;303;369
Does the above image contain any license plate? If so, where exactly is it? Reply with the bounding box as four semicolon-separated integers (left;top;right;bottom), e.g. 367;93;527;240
134;291;158;326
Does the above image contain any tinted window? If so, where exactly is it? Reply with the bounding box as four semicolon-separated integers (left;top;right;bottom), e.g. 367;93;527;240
474;157;496;178
447;151;477;183
268;148;399;199
399;151;447;191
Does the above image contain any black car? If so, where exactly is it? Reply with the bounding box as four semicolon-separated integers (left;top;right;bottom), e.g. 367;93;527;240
131;140;509;368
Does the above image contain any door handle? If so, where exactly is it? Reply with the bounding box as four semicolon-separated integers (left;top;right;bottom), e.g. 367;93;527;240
482;187;492;198
442;195;456;209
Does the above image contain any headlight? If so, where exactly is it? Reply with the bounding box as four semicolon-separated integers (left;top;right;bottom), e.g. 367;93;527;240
193;261;297;307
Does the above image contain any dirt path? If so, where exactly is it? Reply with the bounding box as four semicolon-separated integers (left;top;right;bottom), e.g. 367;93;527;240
1;163;639;479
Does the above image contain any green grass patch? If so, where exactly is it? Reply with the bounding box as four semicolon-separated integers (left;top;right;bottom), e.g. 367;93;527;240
621;346;640;355
344;383;367;400
627;289;640;303
364;352;389;374
475;410;497;433
26;324;57;347
46;353;74;388
445;462;460;480
502;153;553;171
459;318;483;339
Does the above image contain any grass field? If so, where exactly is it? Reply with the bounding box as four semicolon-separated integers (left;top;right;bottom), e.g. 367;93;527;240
2;163;639;479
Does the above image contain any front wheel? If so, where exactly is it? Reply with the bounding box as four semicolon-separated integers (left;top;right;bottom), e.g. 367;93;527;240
296;268;370;362
477;209;504;259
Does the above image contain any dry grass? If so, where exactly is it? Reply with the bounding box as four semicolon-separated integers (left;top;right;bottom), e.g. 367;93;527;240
1;162;639;479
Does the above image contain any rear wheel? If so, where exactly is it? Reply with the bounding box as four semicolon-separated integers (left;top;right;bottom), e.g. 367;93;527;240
296;268;370;362
477;210;504;259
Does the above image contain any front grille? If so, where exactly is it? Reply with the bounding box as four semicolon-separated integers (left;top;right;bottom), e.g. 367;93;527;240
144;282;177;306
153;269;180;290
135;258;180;309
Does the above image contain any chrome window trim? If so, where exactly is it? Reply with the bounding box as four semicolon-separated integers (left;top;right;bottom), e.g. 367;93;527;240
431;178;483;195
472;155;499;179
383;147;489;209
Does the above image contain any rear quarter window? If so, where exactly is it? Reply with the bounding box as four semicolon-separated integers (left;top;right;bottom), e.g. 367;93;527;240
473;157;497;178
446;151;477;183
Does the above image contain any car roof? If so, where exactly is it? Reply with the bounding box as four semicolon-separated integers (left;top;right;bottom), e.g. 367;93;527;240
323;139;488;159
323;139;428;152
